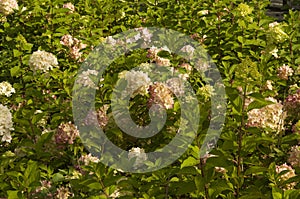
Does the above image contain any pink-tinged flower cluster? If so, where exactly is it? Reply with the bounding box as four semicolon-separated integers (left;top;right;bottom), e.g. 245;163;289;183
147;46;171;67
284;89;300;119
56;185;73;199
148;82;174;109
276;163;296;190
288;146;300;168
247;97;286;132
31;180;53;198
83;105;110;128
0;104;13;143
78;153;99;165
63;2;75;13
277;64;293;80
55;122;79;145
0;0;18;15
180;63;192;73
60;34;87;61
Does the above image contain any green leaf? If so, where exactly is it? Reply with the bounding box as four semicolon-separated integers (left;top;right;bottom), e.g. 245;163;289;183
181;157;198;168
87;182;102;190
245;166;268;175
237;36;243;44
24;160;40;188
52;173;64;183
13;49;22;57
7;190;21;199
10;65;20;77
195;176;205;192
272;187;283;199
247;99;274;111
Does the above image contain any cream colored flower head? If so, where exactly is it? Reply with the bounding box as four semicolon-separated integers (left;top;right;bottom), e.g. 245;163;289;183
0;104;14;143
29;50;58;72
0;0;18;15
0;81;15;97
276;163;296;190
123;70;151;97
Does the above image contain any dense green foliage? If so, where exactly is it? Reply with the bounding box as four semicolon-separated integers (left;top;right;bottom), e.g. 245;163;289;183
1;0;300;198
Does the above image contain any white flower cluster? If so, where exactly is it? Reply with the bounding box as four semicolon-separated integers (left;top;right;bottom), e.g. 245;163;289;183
79;153;99;165
247;97;286;132
278;64;293;80
125;28;153;45
0;81;15;97
265;80;273;91
198;10;209;16
76;69;99;89
288;146;300;168
29;50;58;72
180;45;195;59
0;104;13;143
270;48;279;58
128;147;147;168
268;22;288;43
0;0;18;15
276;163;296;190
60;34;87;61
166;77;186;97
121;70;151;97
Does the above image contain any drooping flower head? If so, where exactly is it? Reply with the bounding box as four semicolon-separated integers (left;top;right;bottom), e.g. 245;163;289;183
247;97;286;132
0;104;13;143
